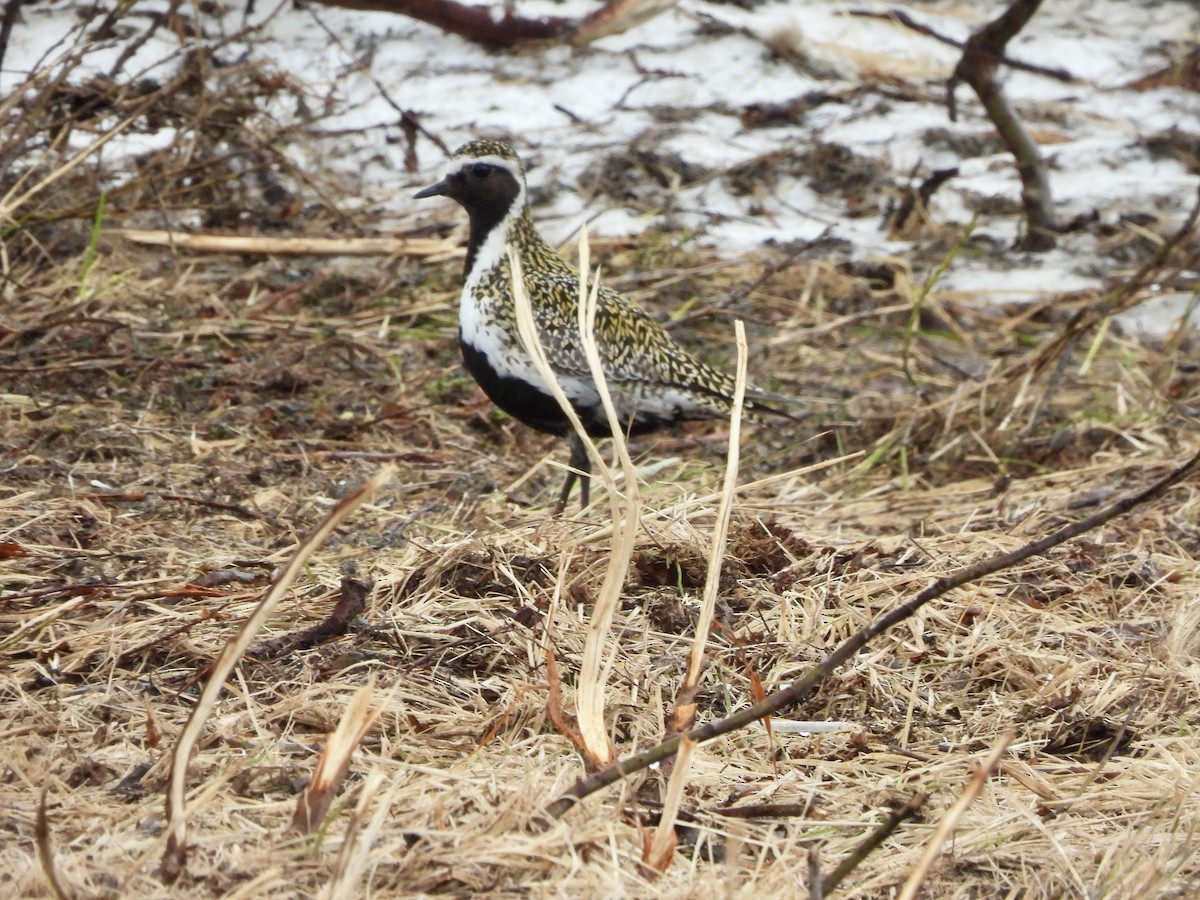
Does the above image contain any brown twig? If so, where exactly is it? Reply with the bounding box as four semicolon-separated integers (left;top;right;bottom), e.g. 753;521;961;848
308;0;572;46
847;8;1074;83
249;576;373;661
309;0;674;47
710;802;814;819
35;790;74;900
948;0;1056;251
105;0;184;82
570;0;676;46
544;447;1200;818
823;792;927;895
888;166;959;239
80;491;263;520
0;0;22;75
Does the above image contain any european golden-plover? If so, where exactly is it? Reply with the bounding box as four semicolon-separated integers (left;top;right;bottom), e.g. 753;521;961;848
416;139;792;511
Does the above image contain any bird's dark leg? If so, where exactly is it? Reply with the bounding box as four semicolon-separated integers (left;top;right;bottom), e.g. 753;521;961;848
554;433;591;514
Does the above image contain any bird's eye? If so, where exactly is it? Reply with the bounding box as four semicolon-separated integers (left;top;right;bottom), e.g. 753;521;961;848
469;163;494;179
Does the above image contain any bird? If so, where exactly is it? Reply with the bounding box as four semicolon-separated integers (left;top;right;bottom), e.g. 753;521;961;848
415;139;791;513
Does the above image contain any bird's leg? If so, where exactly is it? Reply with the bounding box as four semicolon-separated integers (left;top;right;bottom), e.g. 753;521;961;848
554;433;591;514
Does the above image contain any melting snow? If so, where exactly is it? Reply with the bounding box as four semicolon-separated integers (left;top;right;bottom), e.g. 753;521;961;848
5;0;1199;333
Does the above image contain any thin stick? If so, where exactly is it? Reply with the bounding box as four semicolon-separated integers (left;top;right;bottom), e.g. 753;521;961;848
822;792;927;894
847;8;1074;82
35;790;73;900
119;230;454;258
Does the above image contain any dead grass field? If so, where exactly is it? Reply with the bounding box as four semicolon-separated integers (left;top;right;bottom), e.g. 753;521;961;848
4;14;1200;898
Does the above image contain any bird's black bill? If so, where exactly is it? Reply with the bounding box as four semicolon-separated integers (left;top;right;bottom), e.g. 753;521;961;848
413;180;448;199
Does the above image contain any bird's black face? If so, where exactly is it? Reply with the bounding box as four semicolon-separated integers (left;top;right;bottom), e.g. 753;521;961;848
415;147;527;275
414;158;523;221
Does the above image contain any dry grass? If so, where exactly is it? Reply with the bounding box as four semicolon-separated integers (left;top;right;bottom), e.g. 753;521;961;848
5;227;1199;898
4;13;1200;898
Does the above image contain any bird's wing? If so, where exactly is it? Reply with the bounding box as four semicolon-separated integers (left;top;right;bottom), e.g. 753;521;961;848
524;270;735;395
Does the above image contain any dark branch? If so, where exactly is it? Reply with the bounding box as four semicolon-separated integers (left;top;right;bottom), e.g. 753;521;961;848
822;792;927;894
847;7;1074;83
306;0;676;47
248;576;372;661
888;166;959;238
0;0;23;75
36;790;74;900
948;0;1057;251
309;0;571;46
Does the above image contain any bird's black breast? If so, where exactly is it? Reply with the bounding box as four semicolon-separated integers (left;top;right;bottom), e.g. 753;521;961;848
460;337;572;437
459;335;677;440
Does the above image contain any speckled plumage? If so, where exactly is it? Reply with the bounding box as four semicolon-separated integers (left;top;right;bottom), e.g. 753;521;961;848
416;139;781;510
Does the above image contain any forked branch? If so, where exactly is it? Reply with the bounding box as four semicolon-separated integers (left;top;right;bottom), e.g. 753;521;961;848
308;0;675;47
948;0;1056;251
